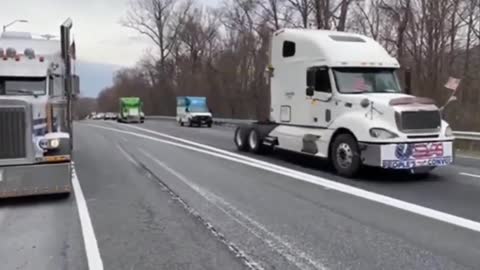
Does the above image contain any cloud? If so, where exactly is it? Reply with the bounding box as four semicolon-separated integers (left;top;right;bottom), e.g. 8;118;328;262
0;0;149;66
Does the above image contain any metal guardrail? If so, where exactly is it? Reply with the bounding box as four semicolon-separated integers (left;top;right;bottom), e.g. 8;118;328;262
147;116;480;141
453;131;480;141
147;116;253;127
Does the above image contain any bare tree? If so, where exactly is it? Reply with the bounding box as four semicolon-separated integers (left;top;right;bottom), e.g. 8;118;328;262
288;0;311;27
257;0;293;29
97;0;480;130
122;0;193;70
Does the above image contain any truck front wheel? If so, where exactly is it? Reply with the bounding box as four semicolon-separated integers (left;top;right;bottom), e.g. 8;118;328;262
331;134;361;178
234;127;250;151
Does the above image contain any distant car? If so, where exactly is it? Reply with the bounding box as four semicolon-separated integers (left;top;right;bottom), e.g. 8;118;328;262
95;113;105;120
104;112;117;120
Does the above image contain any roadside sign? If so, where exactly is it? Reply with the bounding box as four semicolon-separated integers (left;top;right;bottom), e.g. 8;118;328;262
444;77;461;91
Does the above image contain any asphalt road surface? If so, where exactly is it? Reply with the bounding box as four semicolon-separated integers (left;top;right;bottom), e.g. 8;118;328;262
1;119;479;270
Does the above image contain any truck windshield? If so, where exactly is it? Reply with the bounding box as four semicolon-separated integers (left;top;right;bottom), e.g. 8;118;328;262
333;68;401;94
188;106;209;113
0;77;46;96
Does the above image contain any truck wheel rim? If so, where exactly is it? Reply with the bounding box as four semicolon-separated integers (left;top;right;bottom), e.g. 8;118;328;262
336;143;353;169
249;131;258;149
236;131;243;146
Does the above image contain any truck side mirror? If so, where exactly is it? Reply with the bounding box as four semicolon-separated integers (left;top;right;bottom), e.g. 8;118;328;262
72;75;80;97
306;86;314;97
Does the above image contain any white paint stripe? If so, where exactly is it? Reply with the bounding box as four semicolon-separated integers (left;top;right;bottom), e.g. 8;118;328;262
139;149;324;270
116;144;137;165
460;172;480;179
85;123;480;233
71;165;104;270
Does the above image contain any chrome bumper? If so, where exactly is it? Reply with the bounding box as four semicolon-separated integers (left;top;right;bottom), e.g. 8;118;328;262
0;162;72;198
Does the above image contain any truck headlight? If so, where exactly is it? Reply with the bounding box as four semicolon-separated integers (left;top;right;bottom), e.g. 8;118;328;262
39;138;60;150
445;126;453;137
369;128;399;139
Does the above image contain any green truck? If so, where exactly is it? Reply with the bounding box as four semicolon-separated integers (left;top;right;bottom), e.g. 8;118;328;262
118;97;144;123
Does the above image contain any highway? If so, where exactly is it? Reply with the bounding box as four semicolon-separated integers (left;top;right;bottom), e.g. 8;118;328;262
1;119;480;270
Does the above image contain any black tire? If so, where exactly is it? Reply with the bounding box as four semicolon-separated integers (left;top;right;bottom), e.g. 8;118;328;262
180;120;184;126
248;128;264;154
188;120;193;127
234;127;250;151
207;123;212;128
331;133;361;178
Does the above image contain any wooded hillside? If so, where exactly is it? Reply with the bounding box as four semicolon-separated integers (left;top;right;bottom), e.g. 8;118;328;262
95;0;480;131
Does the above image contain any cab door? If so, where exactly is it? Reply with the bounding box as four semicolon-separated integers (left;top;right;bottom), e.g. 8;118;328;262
306;66;334;128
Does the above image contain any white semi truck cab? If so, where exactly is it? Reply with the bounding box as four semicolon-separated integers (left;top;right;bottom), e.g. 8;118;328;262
0;19;78;198
234;29;454;177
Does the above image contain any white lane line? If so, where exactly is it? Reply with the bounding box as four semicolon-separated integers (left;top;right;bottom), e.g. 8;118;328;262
72;165;104;270
139;149;324;270
116;144;137;165
460;172;480;179
85;123;480;233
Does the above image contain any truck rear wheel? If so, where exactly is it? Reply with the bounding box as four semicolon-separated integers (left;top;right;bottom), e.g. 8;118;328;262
234;127;250;151
248;128;264;154
331;134;361;178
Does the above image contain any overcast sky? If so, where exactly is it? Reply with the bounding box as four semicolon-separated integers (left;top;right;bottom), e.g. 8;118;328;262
1;0;219;67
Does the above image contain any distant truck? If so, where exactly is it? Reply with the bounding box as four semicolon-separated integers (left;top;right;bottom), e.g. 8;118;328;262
176;96;213;127
0;19;78;198
118;97;144;123
234;29;454;177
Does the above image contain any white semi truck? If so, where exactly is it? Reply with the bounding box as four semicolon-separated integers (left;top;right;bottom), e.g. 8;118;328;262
234;29;454;177
0;19;78;198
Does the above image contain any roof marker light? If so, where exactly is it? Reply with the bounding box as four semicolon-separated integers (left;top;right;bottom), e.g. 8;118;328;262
24;48;35;59
6;47;16;57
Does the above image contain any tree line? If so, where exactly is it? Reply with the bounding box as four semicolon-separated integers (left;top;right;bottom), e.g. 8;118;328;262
91;0;480;131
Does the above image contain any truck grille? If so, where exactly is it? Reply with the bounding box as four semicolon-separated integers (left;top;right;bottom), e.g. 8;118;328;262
194;116;210;121
397;110;441;132
0;107;27;159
